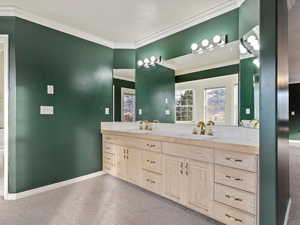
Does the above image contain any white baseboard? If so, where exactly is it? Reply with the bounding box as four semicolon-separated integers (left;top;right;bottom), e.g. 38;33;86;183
284;198;292;225
5;171;106;200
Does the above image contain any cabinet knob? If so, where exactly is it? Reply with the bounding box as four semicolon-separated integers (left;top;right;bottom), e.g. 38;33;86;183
225;214;243;223
225;157;243;163
225;175;243;181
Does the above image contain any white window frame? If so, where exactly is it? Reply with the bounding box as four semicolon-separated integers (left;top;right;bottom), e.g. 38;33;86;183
175;74;238;125
204;86;227;125
175;89;195;123
121;87;135;122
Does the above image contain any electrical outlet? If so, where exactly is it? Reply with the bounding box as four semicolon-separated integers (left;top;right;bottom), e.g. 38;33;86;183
105;108;110;115
291;111;295;116
245;108;251;115
138;109;142;115
165;109;170;115
47;85;54;95
165;98;168;104
40;106;54;115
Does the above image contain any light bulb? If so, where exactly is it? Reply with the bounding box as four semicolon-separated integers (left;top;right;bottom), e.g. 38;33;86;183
150;56;156;62
252;40;260;51
201;39;209;47
144;58;150;64
137;60;144;66
247;35;256;44
191;43;199;51
213;35;222;44
240;44;247;54
253;58;260;68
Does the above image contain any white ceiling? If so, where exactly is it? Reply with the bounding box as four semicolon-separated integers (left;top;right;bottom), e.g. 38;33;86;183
0;0;241;47
161;41;239;75
289;0;300;83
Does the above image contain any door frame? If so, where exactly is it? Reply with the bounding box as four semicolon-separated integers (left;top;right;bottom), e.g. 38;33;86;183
121;87;135;122
0;35;9;199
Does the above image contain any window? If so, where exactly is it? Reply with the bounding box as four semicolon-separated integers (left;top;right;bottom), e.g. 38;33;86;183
121;88;135;122
204;87;226;123
176;89;193;122
233;84;239;125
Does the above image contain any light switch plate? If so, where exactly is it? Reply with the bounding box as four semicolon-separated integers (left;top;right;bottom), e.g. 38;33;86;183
246;108;251;115
291;111;295;116
138;109;142;115
105;108;110;115
47;85;54;95
165;109;170;115
40;106;54;115
165;98;168;104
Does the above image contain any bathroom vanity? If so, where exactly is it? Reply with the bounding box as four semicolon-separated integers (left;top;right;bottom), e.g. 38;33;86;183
101;122;259;225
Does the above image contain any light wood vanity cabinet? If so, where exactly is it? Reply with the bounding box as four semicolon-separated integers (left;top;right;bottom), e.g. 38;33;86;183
102;133;259;225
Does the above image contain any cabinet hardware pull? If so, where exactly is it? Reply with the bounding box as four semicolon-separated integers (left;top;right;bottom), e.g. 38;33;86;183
225;175;243;181
225;157;243;163
180;162;184;168
147;159;150;162
126;149;129;154
180;170;183;175
151;180;156;184
105;157;111;160
106;147;111;150
225;194;243;202
185;162;189;176
225;214;242;223
146;144;156;148
150;161;156;164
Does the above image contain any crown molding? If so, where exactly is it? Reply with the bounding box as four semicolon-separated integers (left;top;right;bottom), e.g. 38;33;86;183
0;6;115;48
1;1;243;50
135;0;242;48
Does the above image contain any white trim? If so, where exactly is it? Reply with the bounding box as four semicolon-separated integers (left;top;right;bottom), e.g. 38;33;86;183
135;0;242;48
289;80;300;84
0;6;114;48
284;198;292;225
113;75;135;82
289;139;300;145
0;35;9;200
6;171;106;200
1;2;242;49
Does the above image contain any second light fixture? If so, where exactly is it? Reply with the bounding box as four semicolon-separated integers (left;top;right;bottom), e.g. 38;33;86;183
191;35;227;54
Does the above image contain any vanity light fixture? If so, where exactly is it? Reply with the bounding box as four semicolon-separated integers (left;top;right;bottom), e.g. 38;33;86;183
191;35;227;54
137;56;162;68
241;34;260;55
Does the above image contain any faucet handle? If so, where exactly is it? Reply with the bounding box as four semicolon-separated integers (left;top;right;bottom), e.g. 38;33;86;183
207;121;215;126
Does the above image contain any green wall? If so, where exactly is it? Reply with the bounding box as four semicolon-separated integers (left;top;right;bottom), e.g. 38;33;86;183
239;0;259;38
240;58;258;120
3;17;113;193
136;9;239;61
136;65;175;122
175;64;239;83
113;78;135;121
113;49;136;69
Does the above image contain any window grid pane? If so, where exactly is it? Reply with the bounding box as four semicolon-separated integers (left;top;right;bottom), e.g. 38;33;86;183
176;89;193;122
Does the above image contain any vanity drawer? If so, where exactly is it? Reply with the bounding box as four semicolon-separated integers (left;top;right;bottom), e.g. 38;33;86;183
215;165;257;193
119;137;162;153
214;202;256;225
142;151;162;173
103;152;114;165
103;143;115;154
142;170;163;195
214;184;256;215
103;135;118;144
215;150;257;172
163;142;213;163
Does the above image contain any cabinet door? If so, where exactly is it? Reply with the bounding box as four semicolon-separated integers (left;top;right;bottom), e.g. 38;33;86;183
116;146;127;180
127;148;141;185
186;160;214;214
163;155;186;203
